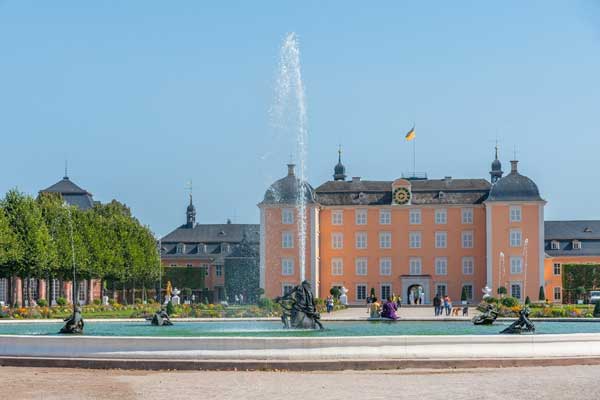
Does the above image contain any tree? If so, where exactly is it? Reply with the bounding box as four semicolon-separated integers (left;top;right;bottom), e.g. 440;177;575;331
497;286;507;296
460;286;468;302
538;286;546;302
525;296;531;305
330;286;341;299
0;206;19;268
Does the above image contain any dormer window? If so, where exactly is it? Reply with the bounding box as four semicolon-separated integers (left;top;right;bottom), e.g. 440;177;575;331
176;243;185;254
222;243;230;253
438;191;446;200
573;240;582;250
550;241;560;250
584;227;593;233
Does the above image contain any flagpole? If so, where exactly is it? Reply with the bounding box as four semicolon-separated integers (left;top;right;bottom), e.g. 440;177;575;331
412;138;416;177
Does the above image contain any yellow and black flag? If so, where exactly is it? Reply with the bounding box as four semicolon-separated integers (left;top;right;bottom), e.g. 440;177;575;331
405;125;416;141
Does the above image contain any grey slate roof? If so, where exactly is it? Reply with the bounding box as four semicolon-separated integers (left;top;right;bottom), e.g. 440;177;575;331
39;177;96;210
161;224;260;244
487;163;542;202
545;221;600;257
314;178;491;206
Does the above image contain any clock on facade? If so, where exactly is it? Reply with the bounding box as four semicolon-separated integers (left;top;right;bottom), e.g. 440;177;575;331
393;187;411;205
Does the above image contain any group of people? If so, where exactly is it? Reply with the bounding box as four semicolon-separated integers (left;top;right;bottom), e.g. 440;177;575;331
433;293;453;316
366;295;399;320
408;290;425;305
233;293;244;304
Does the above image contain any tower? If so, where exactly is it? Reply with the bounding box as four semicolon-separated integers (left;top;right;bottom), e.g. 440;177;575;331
186;194;196;228
490;144;503;184
333;146;346;181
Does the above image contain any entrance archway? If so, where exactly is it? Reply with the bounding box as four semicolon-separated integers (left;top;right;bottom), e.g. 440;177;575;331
407;284;424;305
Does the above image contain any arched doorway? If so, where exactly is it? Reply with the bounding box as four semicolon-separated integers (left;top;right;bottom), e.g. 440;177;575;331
407;284;424;305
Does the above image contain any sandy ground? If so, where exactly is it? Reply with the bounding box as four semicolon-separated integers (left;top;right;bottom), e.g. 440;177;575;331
3;365;600;400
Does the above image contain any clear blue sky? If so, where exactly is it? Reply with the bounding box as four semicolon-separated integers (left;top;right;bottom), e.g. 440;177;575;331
1;1;599;236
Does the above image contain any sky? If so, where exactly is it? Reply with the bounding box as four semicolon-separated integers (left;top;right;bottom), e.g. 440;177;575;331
1;1;600;236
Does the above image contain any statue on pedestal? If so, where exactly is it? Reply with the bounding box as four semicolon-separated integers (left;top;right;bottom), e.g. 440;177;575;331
60;305;84;334
500;307;535;334
150;307;173;326
472;304;498;325
275;280;323;330
339;286;348;306
171;288;181;305
482;286;492;299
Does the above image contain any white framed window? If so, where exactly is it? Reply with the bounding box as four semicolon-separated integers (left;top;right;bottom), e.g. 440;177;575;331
435;231;447;248
435;257;448;276
282;231;293;248
281;258;294;276
436;284;447;297
379;232;392;249
409;231;422;248
77;280;86;304
282;208;294;224
0;278;7;304
355;232;368;249
461;231;474;248
409;257;422;275
510;229;522;247
282;284;295;296
215;265;223;277
331;258;343;276
379;257;392;276
356;284;367;301
573;240;582;250
554;287;561;301
435;208;447;224
462;257;474;275
550;240;560;250
50;279;60;302
461;208;473;224
355;257;368;276
409;208;421;225
380;284;392;301
510;257;523;274
331;232;344;249
511;283;522;300
332;210;343;225
379;209;391;225
462;284;473;301
355;209;367;225
510;206;522;222
553;263;561;276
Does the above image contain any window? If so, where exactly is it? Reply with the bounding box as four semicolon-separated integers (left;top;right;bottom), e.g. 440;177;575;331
379;257;392;276
554;287;561;301
332;210;343;225
332;233;344;249
355;258;368;276
215;265;223;277
409;231;422;248
462;284;473;301
176;243;184;253
436;284;447;297
379;209;391;225
461;208;473;224
282;231;293;248
50;279;60;303
510;229;522;247
553;263;561;276
186;263;193;268
511;283;522;300
409;209;421;225
380;284;392;300
77;280;86;304
435;208;447;224
0;278;7;304
169;263;177;267
281;259;294;276
282;284;294;296
355;232;368;249
461;231;474;248
24;278;38;303
409;258;422;275
355;209;367;225
462;257;474;275
282;208;294;224
551;241;560;250
510;206;522;222
510;257;523;274
379;232;392;249
331;258;343;276
435;231;447;248
573;240;582;250
435;257;448;275
356;285;367;301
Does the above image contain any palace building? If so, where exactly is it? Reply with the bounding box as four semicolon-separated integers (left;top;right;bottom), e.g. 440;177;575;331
259;148;553;304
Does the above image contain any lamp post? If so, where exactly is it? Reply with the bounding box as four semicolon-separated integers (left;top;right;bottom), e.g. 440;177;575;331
59;202;84;334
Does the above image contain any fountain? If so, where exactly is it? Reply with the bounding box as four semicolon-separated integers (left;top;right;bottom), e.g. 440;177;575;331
59;203;84;334
275;280;323;330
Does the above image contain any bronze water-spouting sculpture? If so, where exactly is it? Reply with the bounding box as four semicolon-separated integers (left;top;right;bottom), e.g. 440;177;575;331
500;306;535;334
275;280;323;330
472;304;499;325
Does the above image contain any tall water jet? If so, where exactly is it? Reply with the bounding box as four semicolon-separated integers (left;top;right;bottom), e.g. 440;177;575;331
273;33;309;282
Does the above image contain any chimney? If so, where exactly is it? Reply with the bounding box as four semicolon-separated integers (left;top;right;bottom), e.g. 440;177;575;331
510;160;518;173
352;176;361;182
287;164;295;176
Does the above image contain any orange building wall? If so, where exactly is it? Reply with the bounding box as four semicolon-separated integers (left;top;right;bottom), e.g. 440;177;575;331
544;256;600;303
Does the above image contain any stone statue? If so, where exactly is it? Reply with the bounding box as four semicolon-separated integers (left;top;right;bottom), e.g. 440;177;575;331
149;307;173;326
339;286;348;306
275;280;323;330
482;286;492;299
500;307;535;334
171;288;181;305
59;305;84;334
472;304;498;325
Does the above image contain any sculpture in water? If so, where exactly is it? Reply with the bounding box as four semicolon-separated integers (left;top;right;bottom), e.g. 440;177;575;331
275;280;323;330
500;307;535;334
60;305;84;334
472;304;499;325
150;307;173;326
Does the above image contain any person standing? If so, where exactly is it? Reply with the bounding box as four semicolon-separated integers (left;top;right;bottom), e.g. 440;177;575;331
433;294;441;316
239;293;244;304
419;291;425;305
326;295;334;313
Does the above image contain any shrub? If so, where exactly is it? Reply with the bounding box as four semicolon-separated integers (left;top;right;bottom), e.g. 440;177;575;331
134;298;142;304
183;288;192;297
484;296;499;304
460;286;468;302
330;287;341;299
576;286;587;300
257;297;274;309
37;299;48;307
594;302;600;318
501;297;520;308
56;297;67;307
93;299;101;305
497;286;507;296
108;298;117;306
370;287;376;298
525;296;531;305
166;301;175;315
539;286;546;301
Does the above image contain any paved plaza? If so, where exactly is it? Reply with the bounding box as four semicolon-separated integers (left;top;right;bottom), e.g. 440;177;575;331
2;365;598;399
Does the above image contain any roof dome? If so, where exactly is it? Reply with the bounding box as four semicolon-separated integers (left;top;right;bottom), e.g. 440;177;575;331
333;147;346;181
487;160;542;202
262;164;316;204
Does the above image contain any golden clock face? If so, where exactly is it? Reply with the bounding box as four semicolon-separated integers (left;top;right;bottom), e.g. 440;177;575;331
393;187;411;205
